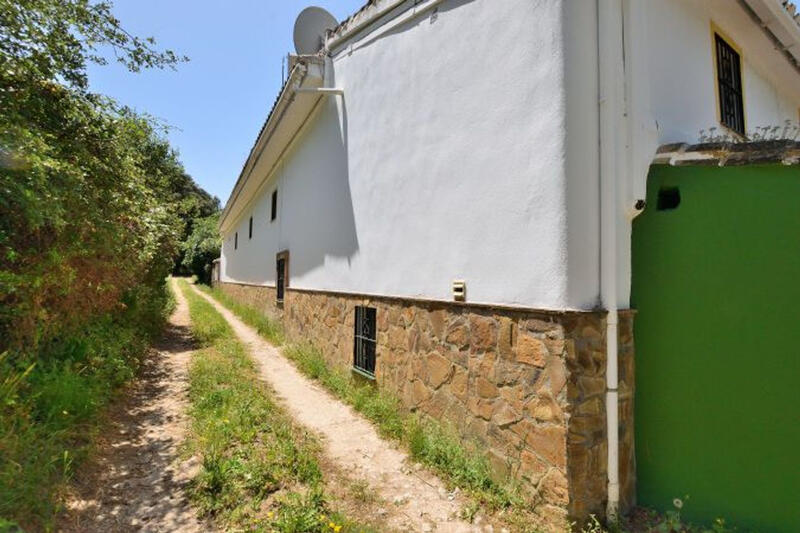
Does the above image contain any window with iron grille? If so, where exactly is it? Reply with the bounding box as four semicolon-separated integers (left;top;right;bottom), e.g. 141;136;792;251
234;232;238;250
271;189;278;221
353;306;376;378
249;216;253;239
715;33;745;136
276;251;288;302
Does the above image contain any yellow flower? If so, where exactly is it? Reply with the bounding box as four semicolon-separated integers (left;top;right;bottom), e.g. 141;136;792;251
334;526;342;532
328;523;336;529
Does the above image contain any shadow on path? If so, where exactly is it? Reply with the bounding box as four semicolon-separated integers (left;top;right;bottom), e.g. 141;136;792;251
60;280;210;533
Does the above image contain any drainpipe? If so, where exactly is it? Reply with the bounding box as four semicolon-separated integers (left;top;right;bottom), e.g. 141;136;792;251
597;0;626;521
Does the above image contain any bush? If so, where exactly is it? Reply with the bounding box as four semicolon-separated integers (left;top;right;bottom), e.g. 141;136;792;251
181;213;221;284
0;283;171;530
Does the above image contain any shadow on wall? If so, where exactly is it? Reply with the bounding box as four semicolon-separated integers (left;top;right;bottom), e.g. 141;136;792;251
281;69;360;280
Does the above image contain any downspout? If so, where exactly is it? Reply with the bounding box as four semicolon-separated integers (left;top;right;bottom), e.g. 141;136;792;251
597;0;626;521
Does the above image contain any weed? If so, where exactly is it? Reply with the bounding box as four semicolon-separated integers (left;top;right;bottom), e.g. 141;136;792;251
0;282;171;530
198;285;536;523
178;280;370;532
195;284;284;345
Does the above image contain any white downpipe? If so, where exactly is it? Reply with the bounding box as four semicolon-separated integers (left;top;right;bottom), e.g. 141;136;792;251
598;0;626;521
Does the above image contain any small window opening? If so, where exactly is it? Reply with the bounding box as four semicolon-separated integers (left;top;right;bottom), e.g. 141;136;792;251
715;33;745;135
234;232;238;250
271;189;278;221
353;306;377;378
657;187;681;211
248;216;253;239
276;251;288;302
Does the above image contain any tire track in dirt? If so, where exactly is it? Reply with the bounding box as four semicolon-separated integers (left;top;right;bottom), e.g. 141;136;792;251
191;284;493;533
60;278;210;532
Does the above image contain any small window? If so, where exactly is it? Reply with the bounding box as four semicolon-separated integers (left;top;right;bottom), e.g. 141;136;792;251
248;216;253;239
234;232;238;250
714;33;745;136
276;251;289;302
353;306;376;378
271;189;278;221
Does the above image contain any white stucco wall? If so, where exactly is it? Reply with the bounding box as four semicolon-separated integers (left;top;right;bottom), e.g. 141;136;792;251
612;0;800;307
221;0;800;312
644;0;800;146
221;0;577;309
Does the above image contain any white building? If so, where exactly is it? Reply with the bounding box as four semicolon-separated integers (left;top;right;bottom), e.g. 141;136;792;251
217;1;800;529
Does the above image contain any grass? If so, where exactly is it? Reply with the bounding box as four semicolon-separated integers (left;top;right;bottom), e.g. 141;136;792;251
177;279;374;533
283;342;524;512
195;284;529;521
196;284;284;345
0;282;172;531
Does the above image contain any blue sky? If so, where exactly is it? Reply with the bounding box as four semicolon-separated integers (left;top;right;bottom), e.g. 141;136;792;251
88;1;366;203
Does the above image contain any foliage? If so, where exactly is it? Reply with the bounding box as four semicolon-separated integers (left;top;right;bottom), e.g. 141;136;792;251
0;283;170;530
181;213;220;284
0;0;195;351
0;0;186;90
177;280;374;532
0;1;211;529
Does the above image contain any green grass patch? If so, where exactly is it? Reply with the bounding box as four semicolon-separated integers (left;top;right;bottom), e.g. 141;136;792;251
195;284;525;518
177;280;373;533
195;284;284;345
0;282;172;531
283;343;523;513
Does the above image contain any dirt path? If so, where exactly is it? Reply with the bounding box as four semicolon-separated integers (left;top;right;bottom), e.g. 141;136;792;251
60;279;209;533
191;285;490;533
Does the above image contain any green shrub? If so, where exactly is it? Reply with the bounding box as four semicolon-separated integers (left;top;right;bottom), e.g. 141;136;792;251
0;284;170;530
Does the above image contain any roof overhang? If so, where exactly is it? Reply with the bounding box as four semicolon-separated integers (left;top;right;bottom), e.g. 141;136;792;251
740;0;800;71
219;56;326;234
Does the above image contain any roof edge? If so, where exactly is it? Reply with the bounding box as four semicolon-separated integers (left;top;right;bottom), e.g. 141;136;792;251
219;57;324;233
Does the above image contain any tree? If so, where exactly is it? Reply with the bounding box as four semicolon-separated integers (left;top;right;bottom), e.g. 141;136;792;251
181;213;221;284
0;0;202;350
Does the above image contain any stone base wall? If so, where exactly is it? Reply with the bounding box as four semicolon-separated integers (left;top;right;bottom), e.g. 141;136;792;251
217;282;635;528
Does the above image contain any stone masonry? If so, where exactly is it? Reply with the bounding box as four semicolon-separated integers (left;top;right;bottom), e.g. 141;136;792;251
215;281;635;529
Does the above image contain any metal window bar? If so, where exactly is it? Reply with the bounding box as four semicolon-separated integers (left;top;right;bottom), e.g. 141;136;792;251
276;257;285;301
353;306;376;377
715;34;745;135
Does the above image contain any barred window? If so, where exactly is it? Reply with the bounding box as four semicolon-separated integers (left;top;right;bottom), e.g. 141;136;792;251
234;232;238;250
271;189;278;221
715;33;745;136
248;216;253;239
353;306;376;378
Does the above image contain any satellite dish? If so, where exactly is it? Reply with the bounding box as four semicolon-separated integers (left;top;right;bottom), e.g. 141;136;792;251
293;7;338;54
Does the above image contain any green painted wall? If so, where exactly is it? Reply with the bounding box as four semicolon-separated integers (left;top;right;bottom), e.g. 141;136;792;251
632;164;800;533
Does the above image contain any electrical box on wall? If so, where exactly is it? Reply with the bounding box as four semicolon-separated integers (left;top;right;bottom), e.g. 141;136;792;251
452;280;466;302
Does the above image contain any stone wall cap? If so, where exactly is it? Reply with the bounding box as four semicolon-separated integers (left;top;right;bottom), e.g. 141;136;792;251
653;140;800;167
